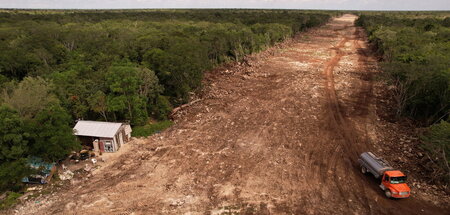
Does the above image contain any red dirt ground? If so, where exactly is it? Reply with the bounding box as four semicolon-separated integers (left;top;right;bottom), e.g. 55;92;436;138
11;14;449;215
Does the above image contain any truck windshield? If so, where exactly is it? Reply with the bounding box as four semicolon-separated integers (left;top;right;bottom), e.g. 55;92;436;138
390;176;407;184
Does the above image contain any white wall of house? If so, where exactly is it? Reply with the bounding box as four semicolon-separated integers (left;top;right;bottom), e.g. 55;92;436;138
100;138;115;152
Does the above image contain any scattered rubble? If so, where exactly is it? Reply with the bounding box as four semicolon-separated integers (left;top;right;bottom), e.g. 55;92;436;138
26;187;42;192
59;170;74;181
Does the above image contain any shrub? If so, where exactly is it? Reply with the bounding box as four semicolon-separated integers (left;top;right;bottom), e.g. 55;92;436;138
421;120;450;184
132;121;173;137
0;192;22;210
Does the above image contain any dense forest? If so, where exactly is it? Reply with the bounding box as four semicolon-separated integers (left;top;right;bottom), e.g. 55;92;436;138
0;9;336;192
356;13;450;184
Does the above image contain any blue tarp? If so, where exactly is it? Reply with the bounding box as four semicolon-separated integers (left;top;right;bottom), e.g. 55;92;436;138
21;157;55;184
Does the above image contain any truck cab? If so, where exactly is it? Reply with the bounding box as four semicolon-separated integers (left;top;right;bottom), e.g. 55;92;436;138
380;170;411;198
359;152;411;199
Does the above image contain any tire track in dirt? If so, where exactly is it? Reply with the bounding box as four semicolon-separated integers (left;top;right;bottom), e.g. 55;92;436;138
321;22;373;213
323;34;362;160
319;15;446;215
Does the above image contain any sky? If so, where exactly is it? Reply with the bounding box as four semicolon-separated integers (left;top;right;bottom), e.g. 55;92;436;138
0;0;449;11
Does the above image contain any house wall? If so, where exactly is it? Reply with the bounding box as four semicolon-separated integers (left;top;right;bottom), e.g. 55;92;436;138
100;138;115;152
113;131;118;150
76;136;120;153
123;125;132;141
112;127;128;149
75;126;129;153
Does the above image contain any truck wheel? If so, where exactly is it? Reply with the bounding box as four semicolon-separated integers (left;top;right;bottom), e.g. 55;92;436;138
361;166;367;174
385;190;392;198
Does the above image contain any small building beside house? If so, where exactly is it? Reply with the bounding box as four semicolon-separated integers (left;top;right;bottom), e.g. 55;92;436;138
73;120;132;153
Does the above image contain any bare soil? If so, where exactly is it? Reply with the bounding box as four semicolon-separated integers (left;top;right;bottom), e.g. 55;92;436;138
10;14;449;215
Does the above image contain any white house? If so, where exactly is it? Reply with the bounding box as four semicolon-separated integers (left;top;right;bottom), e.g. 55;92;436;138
73;121;132;153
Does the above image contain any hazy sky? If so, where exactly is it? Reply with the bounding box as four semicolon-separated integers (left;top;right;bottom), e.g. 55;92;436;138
1;0;449;10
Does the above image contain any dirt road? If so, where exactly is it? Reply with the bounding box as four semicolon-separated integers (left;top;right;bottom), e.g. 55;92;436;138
14;15;448;215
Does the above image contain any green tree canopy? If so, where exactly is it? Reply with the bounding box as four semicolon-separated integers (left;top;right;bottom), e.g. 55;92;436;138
106;63;149;125
0;105;31;191
27;103;80;162
1;77;57;119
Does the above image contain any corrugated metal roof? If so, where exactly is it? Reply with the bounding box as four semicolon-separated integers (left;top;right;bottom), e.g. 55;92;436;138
73;120;123;138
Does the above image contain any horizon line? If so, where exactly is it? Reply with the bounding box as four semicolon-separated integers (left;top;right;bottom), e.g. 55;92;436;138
1;8;450;12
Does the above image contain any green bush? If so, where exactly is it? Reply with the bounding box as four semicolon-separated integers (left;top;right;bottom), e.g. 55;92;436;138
0;192;22;210
357;14;450;125
132;121;173;137
358;12;450;185
421;120;450;184
151;95;172;120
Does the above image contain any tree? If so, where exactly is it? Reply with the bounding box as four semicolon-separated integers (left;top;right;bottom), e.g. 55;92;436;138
151;95;172;120
87;90;108;121
142;48;172;83
1;77;57;119
137;67;162;101
51;69;92;119
0;106;31;191
28;103;80;162
106;63;148;125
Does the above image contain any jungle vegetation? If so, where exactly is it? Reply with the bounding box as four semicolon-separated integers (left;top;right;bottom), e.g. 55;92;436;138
0;9;335;192
356;13;450;184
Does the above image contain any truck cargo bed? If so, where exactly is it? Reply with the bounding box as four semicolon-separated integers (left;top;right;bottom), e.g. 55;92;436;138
358;152;393;178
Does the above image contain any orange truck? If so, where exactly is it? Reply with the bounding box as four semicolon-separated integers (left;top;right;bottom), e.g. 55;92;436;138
358;152;411;198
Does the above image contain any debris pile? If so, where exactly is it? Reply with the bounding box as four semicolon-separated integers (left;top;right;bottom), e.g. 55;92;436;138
59;170;74;181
